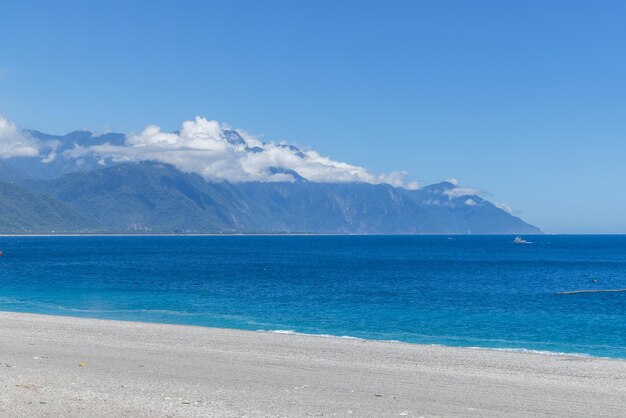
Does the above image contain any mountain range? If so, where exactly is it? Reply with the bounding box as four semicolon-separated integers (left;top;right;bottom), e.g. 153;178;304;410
0;129;541;234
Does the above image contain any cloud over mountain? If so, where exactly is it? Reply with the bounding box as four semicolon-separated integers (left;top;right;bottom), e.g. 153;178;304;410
0;115;40;159
495;202;514;214
57;117;419;188
0;115;539;234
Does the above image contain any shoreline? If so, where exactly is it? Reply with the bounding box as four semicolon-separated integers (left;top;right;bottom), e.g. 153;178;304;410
2;308;622;360
258;328;613;360
1;311;625;417
5;309;618;360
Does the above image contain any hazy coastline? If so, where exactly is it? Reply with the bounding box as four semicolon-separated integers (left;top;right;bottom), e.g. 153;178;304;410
0;232;546;236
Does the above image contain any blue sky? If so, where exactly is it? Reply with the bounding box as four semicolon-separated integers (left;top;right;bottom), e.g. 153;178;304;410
1;1;625;233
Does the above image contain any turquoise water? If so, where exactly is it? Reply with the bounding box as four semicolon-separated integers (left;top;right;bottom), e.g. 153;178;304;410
0;235;625;358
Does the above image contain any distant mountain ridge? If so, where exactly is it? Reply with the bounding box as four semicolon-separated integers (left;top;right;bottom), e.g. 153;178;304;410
3;130;126;180
0;129;541;234
0;181;96;233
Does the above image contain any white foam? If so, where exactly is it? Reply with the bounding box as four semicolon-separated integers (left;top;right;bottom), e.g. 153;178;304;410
256;330;615;359
465;346;593;358
258;329;361;340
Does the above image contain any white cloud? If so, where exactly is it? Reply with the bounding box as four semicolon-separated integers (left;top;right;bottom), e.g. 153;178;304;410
41;152;56;163
464;198;477;206
495;202;514;214
444;186;480;198
0;115;40;159
67;116;420;189
0;114;421;188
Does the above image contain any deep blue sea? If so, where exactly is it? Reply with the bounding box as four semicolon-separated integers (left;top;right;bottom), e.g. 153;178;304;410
0;235;625;358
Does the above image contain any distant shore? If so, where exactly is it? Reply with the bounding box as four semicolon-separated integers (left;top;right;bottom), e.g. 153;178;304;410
0;312;624;417
0;233;328;237
4;232;619;237
0;232;345;237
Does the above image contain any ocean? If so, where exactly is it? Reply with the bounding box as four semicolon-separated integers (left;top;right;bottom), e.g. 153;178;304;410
0;235;625;358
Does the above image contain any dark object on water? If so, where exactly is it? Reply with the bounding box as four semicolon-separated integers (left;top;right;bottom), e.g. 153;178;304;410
591;279;598;283
0;250;3;257
556;288;626;295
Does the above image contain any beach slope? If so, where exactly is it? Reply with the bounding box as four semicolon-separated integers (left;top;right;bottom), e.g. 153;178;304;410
0;312;625;417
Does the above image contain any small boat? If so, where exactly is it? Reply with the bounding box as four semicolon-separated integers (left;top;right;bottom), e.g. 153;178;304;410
513;236;529;244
